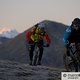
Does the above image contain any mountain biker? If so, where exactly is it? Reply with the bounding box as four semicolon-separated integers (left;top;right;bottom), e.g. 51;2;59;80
63;18;80;58
25;23;51;65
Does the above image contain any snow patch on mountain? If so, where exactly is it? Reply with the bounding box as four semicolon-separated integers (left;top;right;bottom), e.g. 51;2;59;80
0;28;19;38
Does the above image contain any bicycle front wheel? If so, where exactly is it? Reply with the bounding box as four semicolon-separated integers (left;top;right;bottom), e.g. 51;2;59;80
63;53;75;71
32;52;38;66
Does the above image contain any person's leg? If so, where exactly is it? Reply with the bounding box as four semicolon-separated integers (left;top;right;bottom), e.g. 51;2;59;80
38;47;43;65
66;44;70;56
29;45;35;65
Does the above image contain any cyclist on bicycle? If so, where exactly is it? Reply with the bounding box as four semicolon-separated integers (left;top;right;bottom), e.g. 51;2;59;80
63;18;80;57
25;23;51;65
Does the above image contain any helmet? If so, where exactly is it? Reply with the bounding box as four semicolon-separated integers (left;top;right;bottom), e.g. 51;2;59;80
38;23;45;32
34;23;45;33
35;23;39;27
72;18;80;25
72;18;80;30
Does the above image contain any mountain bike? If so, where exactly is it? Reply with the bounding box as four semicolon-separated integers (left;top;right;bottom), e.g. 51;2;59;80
30;43;47;66
63;43;80;72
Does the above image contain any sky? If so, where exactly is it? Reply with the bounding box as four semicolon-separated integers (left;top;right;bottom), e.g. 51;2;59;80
0;0;80;32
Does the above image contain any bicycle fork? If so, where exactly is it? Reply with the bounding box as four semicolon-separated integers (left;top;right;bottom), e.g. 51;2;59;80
70;49;79;72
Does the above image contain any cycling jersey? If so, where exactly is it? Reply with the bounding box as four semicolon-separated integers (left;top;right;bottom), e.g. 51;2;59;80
63;26;80;45
25;28;51;44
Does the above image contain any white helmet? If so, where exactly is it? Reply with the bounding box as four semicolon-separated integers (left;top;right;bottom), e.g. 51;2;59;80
38;23;46;32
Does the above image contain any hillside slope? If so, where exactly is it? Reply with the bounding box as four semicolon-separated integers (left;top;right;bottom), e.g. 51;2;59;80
0;20;68;68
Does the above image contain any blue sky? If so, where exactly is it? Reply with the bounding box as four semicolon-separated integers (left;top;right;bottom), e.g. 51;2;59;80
0;0;80;32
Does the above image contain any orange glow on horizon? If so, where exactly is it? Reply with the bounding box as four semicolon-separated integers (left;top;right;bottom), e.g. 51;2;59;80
0;28;11;34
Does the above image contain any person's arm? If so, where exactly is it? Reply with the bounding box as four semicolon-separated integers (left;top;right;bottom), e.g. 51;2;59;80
25;31;33;42
63;26;71;45
44;33;51;46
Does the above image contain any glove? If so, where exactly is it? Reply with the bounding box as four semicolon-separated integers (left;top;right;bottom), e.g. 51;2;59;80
46;44;50;47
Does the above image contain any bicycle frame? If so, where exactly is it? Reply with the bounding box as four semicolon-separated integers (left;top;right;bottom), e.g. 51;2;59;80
67;43;80;71
69;43;80;60
29;43;47;66
68;45;77;60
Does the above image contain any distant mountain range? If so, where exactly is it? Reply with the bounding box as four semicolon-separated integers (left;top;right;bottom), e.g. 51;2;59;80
0;28;19;44
0;28;19;38
0;20;68;68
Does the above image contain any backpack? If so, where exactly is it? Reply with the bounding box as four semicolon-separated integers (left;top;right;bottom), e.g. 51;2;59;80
30;27;46;42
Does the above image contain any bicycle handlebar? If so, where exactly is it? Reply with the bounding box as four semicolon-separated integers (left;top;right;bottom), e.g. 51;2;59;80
69;43;80;48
